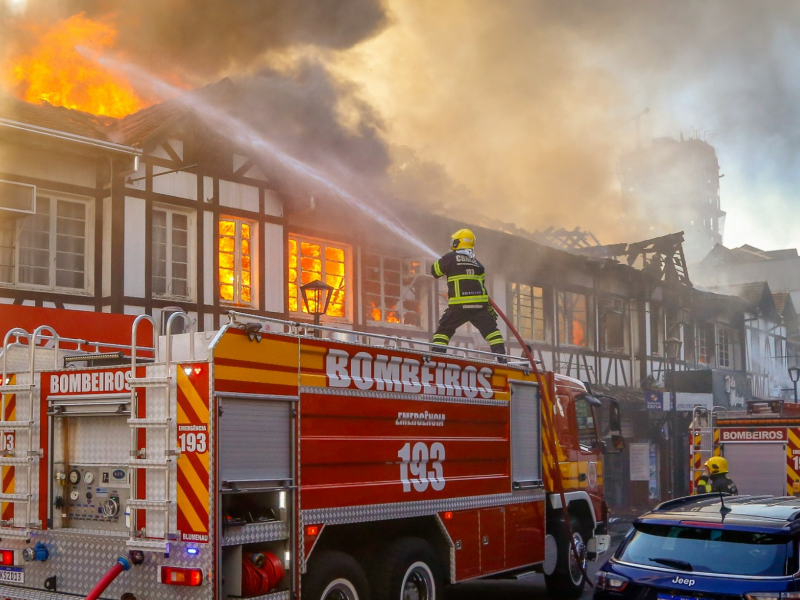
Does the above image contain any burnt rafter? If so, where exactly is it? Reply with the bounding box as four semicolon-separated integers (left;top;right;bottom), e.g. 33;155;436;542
535;226;601;251
625;232;691;287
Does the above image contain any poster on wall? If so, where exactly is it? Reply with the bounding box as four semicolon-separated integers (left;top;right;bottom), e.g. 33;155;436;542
629;442;650;481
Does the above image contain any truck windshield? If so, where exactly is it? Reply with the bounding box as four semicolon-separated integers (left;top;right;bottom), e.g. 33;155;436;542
618;523;797;577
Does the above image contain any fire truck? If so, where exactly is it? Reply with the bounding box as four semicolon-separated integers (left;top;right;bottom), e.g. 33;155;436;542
690;400;800;497
0;309;622;600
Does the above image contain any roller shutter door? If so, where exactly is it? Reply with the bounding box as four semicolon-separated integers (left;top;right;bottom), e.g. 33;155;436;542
721;442;785;497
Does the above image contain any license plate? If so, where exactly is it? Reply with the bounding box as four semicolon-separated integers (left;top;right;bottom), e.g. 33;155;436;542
658;594;698;600
0;566;23;584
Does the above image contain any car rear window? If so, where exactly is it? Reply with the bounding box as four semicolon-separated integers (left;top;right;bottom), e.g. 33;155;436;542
618;523;797;576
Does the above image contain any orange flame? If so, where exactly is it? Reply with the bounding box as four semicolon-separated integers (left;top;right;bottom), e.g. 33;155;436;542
4;14;149;118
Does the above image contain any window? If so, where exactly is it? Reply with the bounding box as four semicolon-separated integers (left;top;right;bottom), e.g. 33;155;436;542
288;237;348;319
574;396;598;448
600;297;627;352
363;254;424;328
717;326;732;369
649;304;663;355
509;283;545;341
0;194;91;292
696;323;712;364
557;291;589;347
153;208;192;300
219;217;254;306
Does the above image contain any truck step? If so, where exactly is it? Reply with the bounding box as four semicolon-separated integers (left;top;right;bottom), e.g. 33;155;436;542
0;493;28;503
0;527;30;539
0;420;32;430
128;377;170;387
126;538;169;552
0;384;32;393
127;459;170;469
0;457;34;466
127;499;171;509
127;418;170;428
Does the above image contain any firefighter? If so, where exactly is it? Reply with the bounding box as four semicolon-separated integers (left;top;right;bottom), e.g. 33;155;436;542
704;456;739;495
430;228;507;361
694;465;712;494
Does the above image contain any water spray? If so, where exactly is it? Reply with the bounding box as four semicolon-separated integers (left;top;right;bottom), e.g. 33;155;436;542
85;51;439;260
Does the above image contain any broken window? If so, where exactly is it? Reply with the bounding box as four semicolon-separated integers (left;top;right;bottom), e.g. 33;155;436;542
717;326;733;369
218;217;254;306
649;304;663;355
363;254;424;328
0;194;91;292
557;291;589;347
695;323;713;364
153;207;192;300
288;236;348;319
599;296;628;353
509;282;545;341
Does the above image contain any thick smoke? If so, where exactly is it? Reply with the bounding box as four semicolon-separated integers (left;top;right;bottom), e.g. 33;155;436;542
4;0;800;249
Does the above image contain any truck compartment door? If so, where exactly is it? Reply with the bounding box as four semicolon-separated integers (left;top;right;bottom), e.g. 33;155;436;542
722;441;785;497
509;381;542;488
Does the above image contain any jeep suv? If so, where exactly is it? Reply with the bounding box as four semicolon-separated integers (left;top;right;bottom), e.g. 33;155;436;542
594;495;800;600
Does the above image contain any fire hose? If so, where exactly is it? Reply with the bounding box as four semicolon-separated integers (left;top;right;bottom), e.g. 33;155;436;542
241;552;285;597
85;556;132;600
489;298;594;589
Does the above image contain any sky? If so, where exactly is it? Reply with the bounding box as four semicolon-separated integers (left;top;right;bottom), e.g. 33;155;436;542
2;0;800;252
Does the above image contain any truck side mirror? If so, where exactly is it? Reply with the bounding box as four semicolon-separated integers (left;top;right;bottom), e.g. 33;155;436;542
609;434;626;452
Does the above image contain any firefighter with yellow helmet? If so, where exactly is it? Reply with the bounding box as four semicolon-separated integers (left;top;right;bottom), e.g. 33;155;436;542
703;456;738;495
430;229;507;360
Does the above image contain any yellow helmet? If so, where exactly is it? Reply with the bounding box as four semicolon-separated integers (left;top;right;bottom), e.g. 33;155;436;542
451;228;476;250
705;456;729;475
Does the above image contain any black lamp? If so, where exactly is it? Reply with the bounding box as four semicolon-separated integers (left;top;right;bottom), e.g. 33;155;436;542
789;366;800;403
300;279;334;333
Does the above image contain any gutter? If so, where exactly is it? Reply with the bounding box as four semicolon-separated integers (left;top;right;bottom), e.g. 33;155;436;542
0;118;142;157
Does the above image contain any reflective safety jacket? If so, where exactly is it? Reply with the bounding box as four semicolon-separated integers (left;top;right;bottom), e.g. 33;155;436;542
431;250;489;305
709;473;738;495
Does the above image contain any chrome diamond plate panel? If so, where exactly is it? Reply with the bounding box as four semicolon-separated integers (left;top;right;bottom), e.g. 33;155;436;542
228;591;290;600
221;520;289;546
301;490;545;526
0;531;212;600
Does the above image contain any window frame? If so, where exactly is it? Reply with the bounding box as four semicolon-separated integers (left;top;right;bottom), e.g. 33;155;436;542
716;325;733;369
218;215;257;308
152;206;195;302
363;253;427;330
557;290;591;348
509;282;546;343
0;191;94;295
599;296;629;353
288;234;352;323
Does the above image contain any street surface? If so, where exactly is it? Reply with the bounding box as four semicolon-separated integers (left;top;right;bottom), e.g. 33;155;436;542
444;535;624;600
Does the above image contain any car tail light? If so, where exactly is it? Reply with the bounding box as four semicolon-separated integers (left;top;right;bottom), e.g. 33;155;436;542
596;571;629;592
0;550;13;566
160;566;202;586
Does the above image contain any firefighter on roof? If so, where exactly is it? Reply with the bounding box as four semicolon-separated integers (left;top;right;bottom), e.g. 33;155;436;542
431;229;507;360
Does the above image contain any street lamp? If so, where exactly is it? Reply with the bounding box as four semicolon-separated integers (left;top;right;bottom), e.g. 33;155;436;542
664;337;683;498
300;279;334;336
789;366;800;403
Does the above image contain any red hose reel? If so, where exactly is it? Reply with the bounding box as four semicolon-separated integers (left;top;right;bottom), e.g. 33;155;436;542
241;552;285;597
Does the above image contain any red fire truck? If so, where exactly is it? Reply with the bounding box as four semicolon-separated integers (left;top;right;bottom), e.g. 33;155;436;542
0;309;621;600
690;401;800;498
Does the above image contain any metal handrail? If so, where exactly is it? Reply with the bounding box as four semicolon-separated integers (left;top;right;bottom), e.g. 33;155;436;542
131;314;159;373
165;311;196;373
1;328;31;384
226;311;520;364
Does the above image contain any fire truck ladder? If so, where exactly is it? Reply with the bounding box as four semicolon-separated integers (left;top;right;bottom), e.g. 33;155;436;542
126;312;195;552
689;405;726;493
0;326;59;539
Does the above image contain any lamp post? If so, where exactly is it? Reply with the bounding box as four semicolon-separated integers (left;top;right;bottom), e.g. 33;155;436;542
664;337;683;498
300;279;334;337
789;366;800;403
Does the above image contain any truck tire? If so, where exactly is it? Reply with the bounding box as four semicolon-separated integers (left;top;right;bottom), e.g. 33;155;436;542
370;537;443;600
303;550;371;600
544;520;587;600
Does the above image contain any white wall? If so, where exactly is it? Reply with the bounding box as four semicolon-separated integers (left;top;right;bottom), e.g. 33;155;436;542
124;197;146;298
263;222;284;313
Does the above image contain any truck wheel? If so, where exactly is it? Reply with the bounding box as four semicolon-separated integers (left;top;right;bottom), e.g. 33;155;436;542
544;521;587;600
303;550;371;600
370;537;443;600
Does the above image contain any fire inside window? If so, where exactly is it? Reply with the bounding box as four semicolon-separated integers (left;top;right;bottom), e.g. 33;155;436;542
288;237;346;318
509;283;545;341
153;208;189;299
363;254;423;327
557;291;588;347
218;218;252;305
696;323;710;364
0;195;89;290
